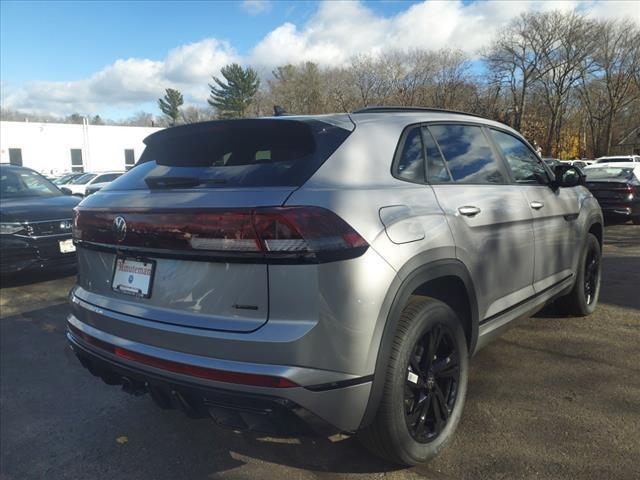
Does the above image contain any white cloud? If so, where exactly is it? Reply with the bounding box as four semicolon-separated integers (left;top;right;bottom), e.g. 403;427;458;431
2;0;638;116
2;39;238;116
242;0;272;16
249;0;637;68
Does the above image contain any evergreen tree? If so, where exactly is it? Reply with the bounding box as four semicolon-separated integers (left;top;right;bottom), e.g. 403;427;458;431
158;88;184;126
208;64;260;118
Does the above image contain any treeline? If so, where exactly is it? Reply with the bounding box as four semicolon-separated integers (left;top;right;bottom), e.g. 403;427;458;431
3;10;639;159
259;11;638;159
164;10;640;158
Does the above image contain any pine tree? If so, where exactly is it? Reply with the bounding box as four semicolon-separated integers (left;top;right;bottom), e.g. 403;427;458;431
158;88;184;126
208;64;260;118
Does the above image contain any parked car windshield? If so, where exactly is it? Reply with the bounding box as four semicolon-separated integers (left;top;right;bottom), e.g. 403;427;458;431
585;167;636;182
0;168;62;198
107;118;353;190
71;173;97;185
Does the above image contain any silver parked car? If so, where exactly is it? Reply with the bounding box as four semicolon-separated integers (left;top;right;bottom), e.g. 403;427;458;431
68;107;603;465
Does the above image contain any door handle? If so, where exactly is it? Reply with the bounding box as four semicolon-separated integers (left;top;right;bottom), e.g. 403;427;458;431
530;201;544;210
458;206;481;217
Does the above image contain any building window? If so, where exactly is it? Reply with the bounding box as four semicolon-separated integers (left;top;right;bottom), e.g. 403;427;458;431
70;149;84;172
124;149;135;170
9;148;23;166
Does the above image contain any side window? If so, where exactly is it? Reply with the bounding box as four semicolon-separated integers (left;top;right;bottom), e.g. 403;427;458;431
98;173;121;182
394;127;425;183
490;129;548;184
422;127;451;182
428;124;506;184
255;150;271;161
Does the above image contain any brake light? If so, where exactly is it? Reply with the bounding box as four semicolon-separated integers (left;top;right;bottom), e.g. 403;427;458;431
73;207;368;263
252;207;368;253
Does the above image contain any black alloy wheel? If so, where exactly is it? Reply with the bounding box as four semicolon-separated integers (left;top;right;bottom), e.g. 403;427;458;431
583;244;600;306
404;323;460;443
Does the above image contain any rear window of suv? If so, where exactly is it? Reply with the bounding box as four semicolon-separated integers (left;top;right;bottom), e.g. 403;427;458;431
107;118;353;190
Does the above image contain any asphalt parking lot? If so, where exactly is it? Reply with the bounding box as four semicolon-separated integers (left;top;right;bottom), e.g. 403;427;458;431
1;224;638;480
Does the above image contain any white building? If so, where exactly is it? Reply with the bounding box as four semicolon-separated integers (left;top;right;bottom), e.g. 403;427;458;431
0;121;163;176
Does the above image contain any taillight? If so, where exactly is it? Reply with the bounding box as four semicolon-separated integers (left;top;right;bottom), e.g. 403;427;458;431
252;207;368;253
74;207;368;263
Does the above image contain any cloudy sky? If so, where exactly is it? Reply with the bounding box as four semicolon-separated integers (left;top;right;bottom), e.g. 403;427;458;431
1;0;638;119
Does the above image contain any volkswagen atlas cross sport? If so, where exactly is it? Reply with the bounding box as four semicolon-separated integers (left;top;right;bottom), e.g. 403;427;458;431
67;107;603;465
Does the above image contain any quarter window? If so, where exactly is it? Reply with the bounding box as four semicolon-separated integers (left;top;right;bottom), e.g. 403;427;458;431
490;129;548;184
422;127;451;182
395;127;425;183
428;125;506;184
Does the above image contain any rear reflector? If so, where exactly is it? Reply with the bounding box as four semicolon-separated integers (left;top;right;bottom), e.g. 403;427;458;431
73;206;368;263
68;324;298;388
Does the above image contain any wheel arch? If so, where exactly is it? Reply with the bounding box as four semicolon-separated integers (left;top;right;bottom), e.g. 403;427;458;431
587;220;603;249
359;258;478;429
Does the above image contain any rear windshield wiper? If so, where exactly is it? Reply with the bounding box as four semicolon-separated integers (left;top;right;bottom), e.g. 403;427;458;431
145;176;228;189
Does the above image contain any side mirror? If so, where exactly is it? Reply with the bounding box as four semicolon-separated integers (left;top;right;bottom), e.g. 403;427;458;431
60;187;72;195
552;164;585;189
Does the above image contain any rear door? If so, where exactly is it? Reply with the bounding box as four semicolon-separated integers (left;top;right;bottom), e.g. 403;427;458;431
488;128;580;292
426;123;535;321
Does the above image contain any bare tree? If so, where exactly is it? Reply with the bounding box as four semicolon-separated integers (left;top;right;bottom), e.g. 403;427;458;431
429;49;472;109
536;11;597;156
181;106;215;124
579;19;640;156
483;12;550;130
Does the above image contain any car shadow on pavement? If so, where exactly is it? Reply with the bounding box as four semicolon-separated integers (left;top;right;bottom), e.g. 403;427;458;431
536;252;640;316
0;302;421;479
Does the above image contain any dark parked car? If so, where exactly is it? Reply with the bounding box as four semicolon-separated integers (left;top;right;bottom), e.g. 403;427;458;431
0;164;81;275
584;162;640;224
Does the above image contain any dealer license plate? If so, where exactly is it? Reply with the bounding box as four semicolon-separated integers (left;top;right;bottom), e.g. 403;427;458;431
111;257;155;298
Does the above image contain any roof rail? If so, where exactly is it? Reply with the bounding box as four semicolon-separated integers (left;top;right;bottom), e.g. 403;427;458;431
352;106;484;119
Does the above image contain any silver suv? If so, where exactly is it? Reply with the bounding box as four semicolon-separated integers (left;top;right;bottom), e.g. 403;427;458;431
68;107;603;465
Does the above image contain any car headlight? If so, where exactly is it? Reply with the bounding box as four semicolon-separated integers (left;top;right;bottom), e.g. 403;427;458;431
0;223;25;235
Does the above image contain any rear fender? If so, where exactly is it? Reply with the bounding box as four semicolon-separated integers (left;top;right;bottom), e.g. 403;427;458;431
359;258;478;429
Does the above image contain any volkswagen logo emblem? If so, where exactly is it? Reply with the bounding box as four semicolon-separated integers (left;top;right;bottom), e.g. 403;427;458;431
113;216;127;242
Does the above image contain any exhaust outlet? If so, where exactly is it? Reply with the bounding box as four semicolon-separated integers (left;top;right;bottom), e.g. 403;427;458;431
121;377;147;396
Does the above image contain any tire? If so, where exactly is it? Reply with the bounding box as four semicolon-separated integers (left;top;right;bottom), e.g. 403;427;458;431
557;233;602;316
357;298;468;466
632;217;640;225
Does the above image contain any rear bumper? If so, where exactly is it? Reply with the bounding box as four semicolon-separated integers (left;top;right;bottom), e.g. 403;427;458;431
595;201;640;217
0;234;76;275
66;313;372;434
